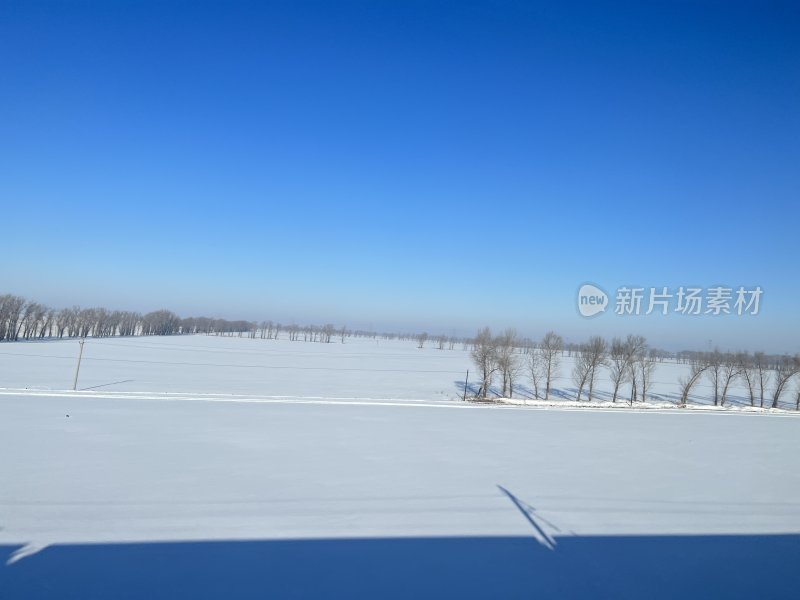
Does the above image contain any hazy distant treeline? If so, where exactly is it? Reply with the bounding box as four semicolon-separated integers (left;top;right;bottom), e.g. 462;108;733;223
0;294;250;341
0;293;416;344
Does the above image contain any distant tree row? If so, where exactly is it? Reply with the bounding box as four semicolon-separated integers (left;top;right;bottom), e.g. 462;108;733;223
0;295;204;340
0;293;451;346
0;294;357;342
470;327;569;401
677;349;800;409
469;327;800;410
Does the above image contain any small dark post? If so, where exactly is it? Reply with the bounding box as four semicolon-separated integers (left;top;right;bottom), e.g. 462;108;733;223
463;369;469;401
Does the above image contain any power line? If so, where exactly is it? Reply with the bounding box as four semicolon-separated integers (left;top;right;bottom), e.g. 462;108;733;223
87;339;468;360
0;351;762;389
0;351;464;374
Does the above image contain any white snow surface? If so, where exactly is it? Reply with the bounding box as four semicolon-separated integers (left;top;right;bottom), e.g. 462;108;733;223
0;335;799;562
0;333;792;408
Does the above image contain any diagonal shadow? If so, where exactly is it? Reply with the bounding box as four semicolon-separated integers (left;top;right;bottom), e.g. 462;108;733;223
497;485;560;550
80;379;134;391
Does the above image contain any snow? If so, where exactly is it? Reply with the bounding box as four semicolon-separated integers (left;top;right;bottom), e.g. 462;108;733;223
1;335;799;597
2;389;799;550
0;334;789;409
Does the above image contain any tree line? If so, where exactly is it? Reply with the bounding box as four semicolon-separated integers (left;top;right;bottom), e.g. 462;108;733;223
0;293;426;345
469;327;800;410
3;293;798;409
0;295;256;341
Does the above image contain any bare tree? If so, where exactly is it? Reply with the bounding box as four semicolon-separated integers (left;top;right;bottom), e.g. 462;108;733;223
705;349;724;406
608;337;629;403
771;355;800;409
0;294;26;341
20;302;48;339
737;353;758;407
76;308;96;338
39;308;55;338
582;336;608;402
471;327;498;400
141;310;182;336
638;348;658;403
628;365;638;404
496;329;520;398
679;357;709;406
321;323;335;343
719;353;742;406
56;306;78;338
417;332;428;349
607;335;645;403
528;345;546;401
754;352;770;408
573;344;591;401
540;331;563;400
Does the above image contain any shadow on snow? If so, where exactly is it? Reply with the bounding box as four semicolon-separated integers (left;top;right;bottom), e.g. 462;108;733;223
2;532;799;599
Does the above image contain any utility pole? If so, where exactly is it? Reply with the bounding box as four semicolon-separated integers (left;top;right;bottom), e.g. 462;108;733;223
72;338;85;391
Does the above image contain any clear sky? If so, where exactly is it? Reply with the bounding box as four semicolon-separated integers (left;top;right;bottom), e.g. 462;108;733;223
1;1;798;352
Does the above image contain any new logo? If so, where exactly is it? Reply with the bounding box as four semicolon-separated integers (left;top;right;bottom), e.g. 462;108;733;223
577;283;608;318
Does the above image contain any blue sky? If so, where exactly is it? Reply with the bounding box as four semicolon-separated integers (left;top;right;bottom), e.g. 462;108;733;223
1;1;798;351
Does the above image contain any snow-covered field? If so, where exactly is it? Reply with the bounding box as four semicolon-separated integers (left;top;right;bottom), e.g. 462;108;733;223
0;334;787;409
1;335;799;598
